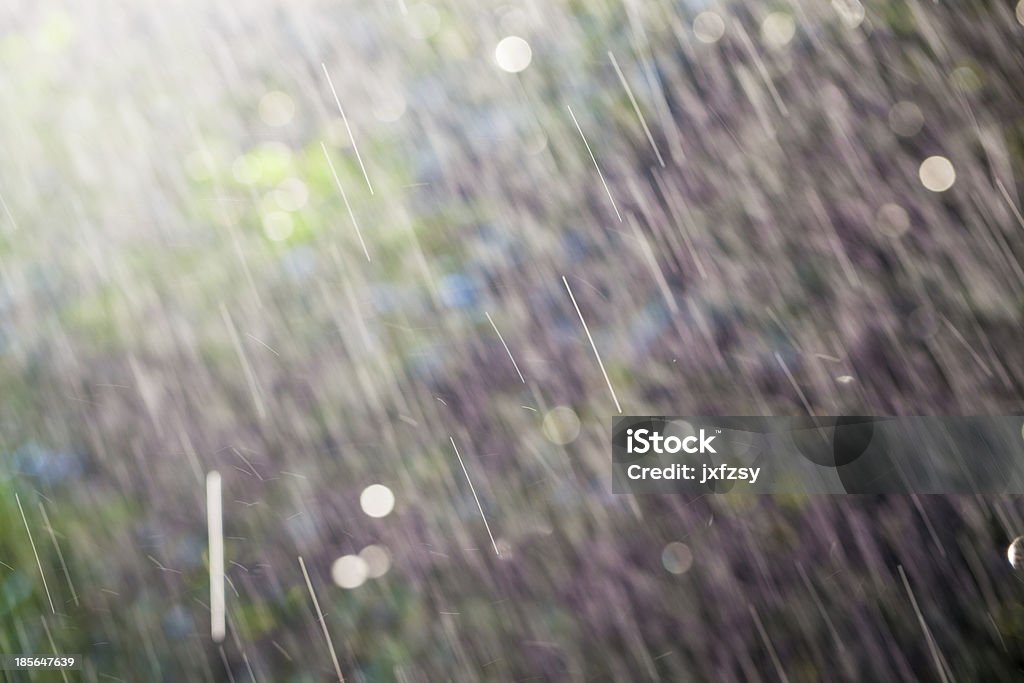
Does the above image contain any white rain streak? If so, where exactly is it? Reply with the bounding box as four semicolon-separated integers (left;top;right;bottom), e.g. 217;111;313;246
15;493;55;614
566;105;623;222
449;437;501;557
298;556;347;683
899;565;955;683
39;502;79;608
320;142;372;262
41;615;70;683
208;471;226;644
485;311;526;383
562;276;622;414
321;63;375;195
608;51;665;168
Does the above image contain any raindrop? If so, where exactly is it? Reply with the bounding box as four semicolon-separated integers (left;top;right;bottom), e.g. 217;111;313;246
875;203;910;238
832;0;865;29
919;156;956;192
274;178;309;212
360;484;395;518
259;91;295;127
662;542;693;575
1008;536;1024;570
693;12;725;44
262;211;294;242
542;406;580;445
359;545;391;578
761;13;796;48
888;101;923;137
495;36;532;73
331;555;369;589
950;66;981;93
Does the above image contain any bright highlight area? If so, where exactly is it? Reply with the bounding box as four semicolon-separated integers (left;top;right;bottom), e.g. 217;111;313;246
331;555;369;589
495;36;533;73
360;484;396;518
919;155;956;192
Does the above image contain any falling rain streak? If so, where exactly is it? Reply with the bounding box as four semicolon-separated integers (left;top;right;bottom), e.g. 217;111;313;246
207;471;225;644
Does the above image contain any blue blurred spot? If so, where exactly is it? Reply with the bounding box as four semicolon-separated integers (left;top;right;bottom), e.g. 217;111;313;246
163;604;194;639
281;246;317;281
14;442;83;485
370;283;403;314
439;273;477;309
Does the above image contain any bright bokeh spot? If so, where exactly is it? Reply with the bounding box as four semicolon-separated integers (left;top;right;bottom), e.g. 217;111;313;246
875;203;910;238
372;90;407;122
39;10;76;52
252;142;294;184
360;484;395;518
662;542;693;575
919;156;955;192
259;91;295;127
331;555;368;589
761;12;796;48
359;545;391;578
1009;536;1024;570
832;0;865;29
888;101;923;137
542;406;580;445
262;211;294;242
495;36;532;73
234;142;293;186
950;66;981;93
693;12;725;44
274;178;309;212
232;155;262;185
